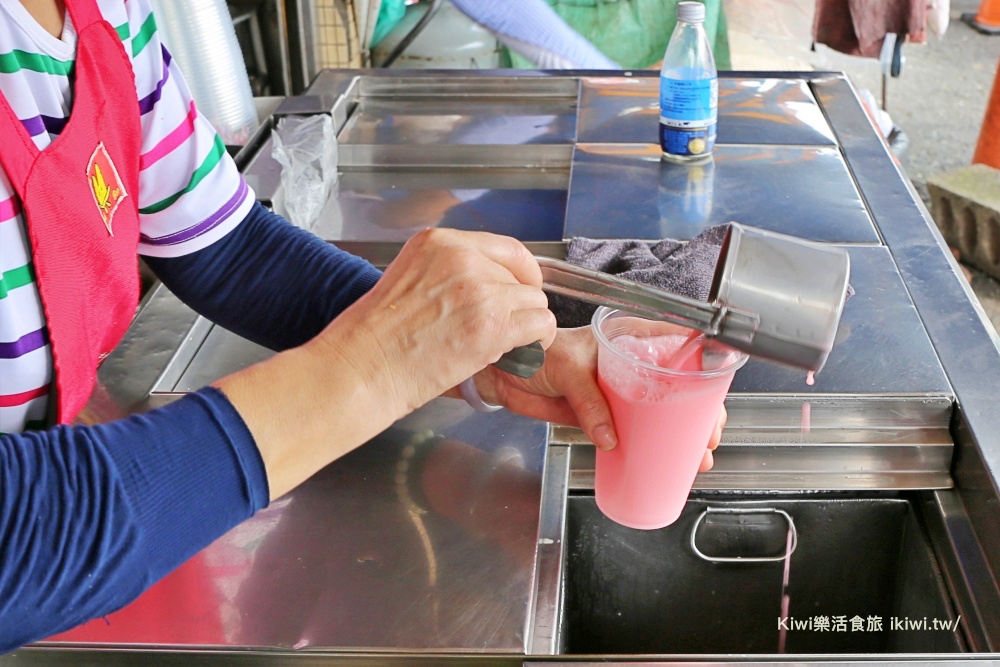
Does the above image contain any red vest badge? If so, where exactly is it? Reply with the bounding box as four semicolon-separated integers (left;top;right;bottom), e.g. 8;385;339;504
86;141;128;235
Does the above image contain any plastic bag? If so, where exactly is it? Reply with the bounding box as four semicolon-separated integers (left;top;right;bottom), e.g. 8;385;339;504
271;115;338;230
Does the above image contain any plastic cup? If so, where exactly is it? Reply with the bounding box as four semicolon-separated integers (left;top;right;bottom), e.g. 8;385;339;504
591;307;748;529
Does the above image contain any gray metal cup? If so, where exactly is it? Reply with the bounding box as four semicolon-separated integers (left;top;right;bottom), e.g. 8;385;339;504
708;223;851;373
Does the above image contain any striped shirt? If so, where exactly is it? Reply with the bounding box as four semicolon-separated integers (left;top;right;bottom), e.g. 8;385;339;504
0;0;254;433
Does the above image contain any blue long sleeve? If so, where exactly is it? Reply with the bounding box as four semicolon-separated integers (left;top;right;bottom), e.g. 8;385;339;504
0;387;267;652
2;205;380;652
143;202;382;351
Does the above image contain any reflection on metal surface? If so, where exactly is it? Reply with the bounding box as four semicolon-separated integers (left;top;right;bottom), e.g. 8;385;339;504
48;406;547;651
339;97;578;146
83;285;202;425
564;144;877;242
554;392;956;492
577;75;838;145
166;325;271;393
354;75;580;99
318;168;569;242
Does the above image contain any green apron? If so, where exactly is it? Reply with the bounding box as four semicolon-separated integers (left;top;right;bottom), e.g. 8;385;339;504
506;0;731;71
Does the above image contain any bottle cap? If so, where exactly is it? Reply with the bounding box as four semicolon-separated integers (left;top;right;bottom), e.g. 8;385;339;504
678;1;706;23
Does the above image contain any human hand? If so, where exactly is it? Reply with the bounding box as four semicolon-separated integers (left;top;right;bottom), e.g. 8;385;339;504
312;228;557;419
469;327;727;470
218;228;557;501
699;404;726;472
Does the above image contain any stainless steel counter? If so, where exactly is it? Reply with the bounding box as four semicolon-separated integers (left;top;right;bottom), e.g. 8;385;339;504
7;70;1000;666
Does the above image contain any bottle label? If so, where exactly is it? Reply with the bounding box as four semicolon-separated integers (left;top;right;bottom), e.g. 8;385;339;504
660;123;717;158
659;76;718;127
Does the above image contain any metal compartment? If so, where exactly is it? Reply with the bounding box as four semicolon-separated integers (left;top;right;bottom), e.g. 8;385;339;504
560;494;961;655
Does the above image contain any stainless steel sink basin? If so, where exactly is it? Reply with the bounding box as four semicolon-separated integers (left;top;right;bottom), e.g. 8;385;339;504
558;494;963;655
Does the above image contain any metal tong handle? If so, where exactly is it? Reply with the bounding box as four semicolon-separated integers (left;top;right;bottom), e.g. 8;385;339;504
495;257;758;379
536;256;729;334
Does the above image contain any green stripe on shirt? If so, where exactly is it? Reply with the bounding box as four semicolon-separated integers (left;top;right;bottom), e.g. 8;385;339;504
131;13;158;57
0;264;35;299
140;134;227;215
0;50;73;75
115;21;130;41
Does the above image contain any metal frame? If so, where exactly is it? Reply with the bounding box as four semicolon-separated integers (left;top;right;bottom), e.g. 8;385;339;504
12;69;1000;665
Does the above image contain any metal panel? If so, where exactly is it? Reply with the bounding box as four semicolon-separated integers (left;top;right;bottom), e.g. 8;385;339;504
732;246;951;394
577;75;837;146
318;168;569;242
564;438;954;491
45;398;548;652
339;96;578;146
169;325;272;392
563;144;879;242
814;76;1000;603
85;285;202;423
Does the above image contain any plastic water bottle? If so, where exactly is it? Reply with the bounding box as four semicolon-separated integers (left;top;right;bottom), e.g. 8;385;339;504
659;1;718;162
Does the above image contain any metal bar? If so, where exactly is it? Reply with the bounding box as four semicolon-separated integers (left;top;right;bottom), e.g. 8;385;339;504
524;446;569;656
537;256;724;333
922;490;1000;651
358;75;580;98
337;144;574;170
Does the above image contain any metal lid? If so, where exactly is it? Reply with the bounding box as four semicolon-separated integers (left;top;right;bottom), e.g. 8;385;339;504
678;1;706;23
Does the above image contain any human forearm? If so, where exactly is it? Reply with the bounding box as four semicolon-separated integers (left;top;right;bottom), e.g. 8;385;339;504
213;335;393;501
450;0;619;69
216;228;558;500
0;389;266;652
144;202;382;351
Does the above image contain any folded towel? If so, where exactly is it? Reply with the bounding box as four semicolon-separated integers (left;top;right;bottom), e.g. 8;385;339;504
549;224;729;328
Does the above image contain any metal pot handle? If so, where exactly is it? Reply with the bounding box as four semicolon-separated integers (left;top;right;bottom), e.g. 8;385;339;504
689;506;798;563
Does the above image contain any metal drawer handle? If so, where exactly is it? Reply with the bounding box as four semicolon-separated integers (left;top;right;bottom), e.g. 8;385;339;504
689;506;798;563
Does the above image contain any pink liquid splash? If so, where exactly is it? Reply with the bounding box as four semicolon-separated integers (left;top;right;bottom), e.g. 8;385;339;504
777;525;795;653
664;329;703;369
801;371;816;435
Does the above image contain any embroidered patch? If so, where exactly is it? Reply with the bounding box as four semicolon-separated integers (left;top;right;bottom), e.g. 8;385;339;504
86;142;128;236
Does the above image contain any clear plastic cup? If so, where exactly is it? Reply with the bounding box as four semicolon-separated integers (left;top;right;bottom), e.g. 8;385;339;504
591;307;748;529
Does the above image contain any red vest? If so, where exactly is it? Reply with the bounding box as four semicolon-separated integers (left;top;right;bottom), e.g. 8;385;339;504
0;0;142;423
3;1;228;642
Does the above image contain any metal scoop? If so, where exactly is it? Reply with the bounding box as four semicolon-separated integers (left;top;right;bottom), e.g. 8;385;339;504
495;223;851;378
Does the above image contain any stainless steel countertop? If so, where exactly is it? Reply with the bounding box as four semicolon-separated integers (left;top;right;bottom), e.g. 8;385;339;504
11;69;999;665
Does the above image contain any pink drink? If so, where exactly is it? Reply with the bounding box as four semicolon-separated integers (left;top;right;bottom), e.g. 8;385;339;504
592;308;747;530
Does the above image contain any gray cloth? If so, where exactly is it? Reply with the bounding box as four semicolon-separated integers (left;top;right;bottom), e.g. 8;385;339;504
549;224;730;329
